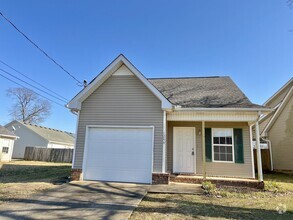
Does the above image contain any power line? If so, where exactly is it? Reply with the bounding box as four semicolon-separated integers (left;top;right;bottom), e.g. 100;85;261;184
0;72;65;107
0;59;68;102
0;11;83;86
0;68;67;103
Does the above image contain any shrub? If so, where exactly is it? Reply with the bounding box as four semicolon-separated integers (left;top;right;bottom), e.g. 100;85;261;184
202;181;216;194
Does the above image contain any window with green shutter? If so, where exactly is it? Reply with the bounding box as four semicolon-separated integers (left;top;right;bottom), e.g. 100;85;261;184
233;128;244;163
205;128;212;162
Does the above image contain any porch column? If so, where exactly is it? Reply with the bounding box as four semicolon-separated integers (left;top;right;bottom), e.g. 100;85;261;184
255;120;263;182
162;111;167;173
202;121;206;179
249;124;256;179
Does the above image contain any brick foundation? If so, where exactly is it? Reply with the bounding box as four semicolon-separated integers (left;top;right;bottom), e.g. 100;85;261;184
170;175;265;189
70;169;82;181
152;173;170;184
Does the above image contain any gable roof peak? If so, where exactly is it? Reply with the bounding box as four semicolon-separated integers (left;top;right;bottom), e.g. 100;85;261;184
67;54;173;111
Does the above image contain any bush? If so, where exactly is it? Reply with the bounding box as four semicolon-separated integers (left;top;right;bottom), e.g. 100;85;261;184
202;181;216;194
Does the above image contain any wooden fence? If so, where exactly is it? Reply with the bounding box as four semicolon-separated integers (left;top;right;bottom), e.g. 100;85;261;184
253;149;271;172
24;146;73;163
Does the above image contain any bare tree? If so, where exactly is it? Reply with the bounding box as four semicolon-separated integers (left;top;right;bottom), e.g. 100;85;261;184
7;88;51;124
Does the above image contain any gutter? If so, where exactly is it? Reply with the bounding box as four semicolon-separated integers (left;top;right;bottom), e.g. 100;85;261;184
0;134;18;139
174;106;272;112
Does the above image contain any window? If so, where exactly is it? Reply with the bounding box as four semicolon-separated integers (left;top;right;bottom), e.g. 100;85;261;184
2;147;9;154
212;128;234;162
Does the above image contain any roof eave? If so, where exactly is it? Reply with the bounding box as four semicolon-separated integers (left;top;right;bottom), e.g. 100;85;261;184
174;106;272;113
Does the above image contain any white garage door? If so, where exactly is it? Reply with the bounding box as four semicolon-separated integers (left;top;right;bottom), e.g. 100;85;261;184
83;126;153;184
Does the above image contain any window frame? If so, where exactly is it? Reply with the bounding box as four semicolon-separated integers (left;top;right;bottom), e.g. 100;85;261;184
211;128;235;163
2;146;9;154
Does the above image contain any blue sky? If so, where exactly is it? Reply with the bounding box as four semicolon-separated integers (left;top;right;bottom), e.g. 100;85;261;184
0;0;292;133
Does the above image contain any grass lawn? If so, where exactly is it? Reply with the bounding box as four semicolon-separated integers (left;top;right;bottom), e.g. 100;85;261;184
131;173;293;220
0;160;71;204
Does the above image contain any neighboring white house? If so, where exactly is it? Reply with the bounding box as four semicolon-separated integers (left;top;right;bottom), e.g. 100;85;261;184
5;120;75;159
0;125;18;162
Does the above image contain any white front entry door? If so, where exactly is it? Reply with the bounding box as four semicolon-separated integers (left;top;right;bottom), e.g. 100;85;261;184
173;127;195;173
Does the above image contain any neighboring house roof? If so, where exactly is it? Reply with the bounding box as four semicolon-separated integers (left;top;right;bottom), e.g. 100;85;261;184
264;77;293;106
6;121;74;145
149;77;264;109
0;125;17;138
262;79;293;135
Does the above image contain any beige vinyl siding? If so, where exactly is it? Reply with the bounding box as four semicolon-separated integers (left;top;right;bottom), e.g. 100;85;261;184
167;121;253;178
269;95;293;170
74;73;163;172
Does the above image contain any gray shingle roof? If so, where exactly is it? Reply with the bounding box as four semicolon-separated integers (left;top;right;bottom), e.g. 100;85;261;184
0;125;17;137
148;76;265;108
18;121;75;144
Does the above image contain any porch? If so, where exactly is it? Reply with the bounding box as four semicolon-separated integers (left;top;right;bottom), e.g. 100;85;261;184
152;173;263;189
159;109;267;188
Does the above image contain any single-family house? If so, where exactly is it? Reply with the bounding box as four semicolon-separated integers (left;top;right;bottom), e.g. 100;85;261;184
0;125;17;162
67;54;271;184
259;78;293;171
5;120;75;159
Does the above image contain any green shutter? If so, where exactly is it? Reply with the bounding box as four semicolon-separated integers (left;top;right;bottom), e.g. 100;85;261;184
205;128;212;162
234;128;244;163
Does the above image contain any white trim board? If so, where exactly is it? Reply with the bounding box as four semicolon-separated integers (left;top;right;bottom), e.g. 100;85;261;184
264;77;292;106
262;85;293;135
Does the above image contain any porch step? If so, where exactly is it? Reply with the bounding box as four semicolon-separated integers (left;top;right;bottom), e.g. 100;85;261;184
170;174;264;189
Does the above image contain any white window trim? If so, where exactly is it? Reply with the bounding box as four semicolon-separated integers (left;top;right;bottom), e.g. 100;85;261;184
212;128;235;163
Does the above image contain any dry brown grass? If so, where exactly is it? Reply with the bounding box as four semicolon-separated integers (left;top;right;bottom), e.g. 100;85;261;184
0;160;71;205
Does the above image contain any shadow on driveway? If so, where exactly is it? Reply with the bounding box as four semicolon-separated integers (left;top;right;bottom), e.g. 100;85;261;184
0;181;149;220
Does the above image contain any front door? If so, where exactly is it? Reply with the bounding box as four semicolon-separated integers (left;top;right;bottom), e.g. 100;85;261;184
173;127;195;173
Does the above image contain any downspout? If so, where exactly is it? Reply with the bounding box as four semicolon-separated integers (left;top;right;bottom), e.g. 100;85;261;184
162;110;167;173
72;110;80;170
202;121;206;180
255;111;263;182
249;124;255;179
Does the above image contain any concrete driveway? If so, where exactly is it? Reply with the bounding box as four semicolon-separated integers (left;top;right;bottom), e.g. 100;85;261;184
0;181;150;220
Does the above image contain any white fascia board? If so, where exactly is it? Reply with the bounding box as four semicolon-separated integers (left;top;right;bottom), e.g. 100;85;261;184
0;134;18;139
263;85;293;134
48;141;74;146
174;106;272;113
264;78;292;105
67;54;172;111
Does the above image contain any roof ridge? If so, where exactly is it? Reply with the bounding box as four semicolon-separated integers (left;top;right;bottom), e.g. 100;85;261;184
148;76;229;80
22;121;72;134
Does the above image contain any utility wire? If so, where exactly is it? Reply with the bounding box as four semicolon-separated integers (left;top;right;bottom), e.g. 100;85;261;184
0;11;83;86
0;59;68;102
0;72;65;107
0;68;67;103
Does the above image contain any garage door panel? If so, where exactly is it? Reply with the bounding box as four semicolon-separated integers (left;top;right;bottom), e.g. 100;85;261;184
84;127;153;184
85;167;151;183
